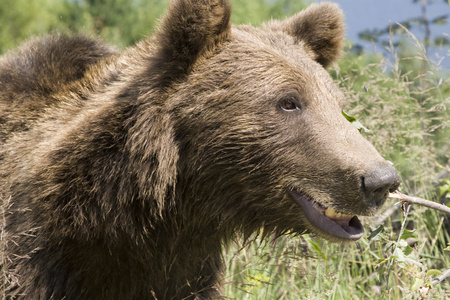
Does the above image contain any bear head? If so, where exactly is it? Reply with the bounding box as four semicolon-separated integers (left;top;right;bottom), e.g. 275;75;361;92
137;0;400;241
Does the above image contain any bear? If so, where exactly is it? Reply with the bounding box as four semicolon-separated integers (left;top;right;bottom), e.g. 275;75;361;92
0;0;401;299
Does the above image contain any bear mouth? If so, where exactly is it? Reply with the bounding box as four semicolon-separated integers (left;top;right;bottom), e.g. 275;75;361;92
289;189;364;240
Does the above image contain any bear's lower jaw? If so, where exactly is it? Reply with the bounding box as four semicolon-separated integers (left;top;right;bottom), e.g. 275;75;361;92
288;189;364;240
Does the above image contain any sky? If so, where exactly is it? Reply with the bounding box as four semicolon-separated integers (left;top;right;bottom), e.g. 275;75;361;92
325;0;450;68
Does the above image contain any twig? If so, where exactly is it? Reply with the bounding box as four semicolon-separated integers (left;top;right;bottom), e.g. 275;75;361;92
388;192;450;215
375;164;449;226
385;192;450;288
431;266;450;286
385;203;411;292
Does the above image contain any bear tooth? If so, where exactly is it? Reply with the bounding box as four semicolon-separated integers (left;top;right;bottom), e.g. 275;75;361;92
324;207;336;218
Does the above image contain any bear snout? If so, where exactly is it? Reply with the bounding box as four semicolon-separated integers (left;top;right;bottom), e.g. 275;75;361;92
361;165;401;208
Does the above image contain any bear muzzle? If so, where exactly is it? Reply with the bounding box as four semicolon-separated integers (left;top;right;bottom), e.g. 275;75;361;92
288;163;400;241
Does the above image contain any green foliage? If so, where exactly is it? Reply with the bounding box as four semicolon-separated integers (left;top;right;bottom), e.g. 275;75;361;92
443;243;450;251
230;0;307;25
225;208;450;298
0;0;306;54
0;0;64;53
441;180;450;199
0;0;169;53
56;0;169;47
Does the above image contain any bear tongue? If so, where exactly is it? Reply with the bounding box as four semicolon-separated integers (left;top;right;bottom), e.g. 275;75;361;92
288;189;364;240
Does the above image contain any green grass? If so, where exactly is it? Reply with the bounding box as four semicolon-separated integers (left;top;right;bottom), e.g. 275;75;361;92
224;29;450;300
224;209;450;299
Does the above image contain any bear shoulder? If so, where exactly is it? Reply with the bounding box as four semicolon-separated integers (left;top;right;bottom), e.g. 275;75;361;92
0;34;118;141
0;33;117;96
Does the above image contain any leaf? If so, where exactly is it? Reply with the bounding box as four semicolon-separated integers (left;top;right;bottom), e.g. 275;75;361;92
411;278;424;291
353;121;372;133
401;229;418;240
393;246;421;268
443;243;450;251
403;245;414;256
398;239;408;248
342;110;357;122
393;247;406;263
426;269;443;277
440;181;450;198
342;110;371;133
368;225;384;240
384;241;396;252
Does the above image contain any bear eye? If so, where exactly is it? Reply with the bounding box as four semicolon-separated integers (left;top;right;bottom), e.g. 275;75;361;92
279;97;301;112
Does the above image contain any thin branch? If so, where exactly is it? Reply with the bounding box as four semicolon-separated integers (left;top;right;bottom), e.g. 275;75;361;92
385;193;450;288
386;203;411;292
431;266;450;286
388;192;450;215
375;163;449;226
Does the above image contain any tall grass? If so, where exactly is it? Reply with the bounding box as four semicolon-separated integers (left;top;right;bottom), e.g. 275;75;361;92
224;28;449;299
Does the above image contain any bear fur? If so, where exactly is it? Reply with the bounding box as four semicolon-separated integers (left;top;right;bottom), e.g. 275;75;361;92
0;0;400;299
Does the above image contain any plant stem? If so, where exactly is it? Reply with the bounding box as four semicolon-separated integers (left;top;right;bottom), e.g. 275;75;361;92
385;203;411;292
388;192;450;215
431;266;450;286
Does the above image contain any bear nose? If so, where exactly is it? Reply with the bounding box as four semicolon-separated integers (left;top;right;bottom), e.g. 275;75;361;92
362;165;401;207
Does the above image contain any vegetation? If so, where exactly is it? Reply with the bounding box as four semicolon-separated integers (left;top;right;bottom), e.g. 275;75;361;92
0;0;308;53
1;0;449;299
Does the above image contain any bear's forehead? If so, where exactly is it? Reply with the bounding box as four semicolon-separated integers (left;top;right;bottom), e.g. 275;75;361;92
207;27;342;104
181;25;344;110
231;25;306;57
228;26;328;79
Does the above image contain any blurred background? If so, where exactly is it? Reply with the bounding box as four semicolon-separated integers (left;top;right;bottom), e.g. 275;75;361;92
1;0;449;298
1;0;449;61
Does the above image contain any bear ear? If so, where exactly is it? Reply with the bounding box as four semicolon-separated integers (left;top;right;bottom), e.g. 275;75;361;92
278;2;345;68
150;0;231;88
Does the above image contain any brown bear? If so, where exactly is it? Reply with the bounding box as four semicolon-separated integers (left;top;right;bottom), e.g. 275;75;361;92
0;0;400;299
